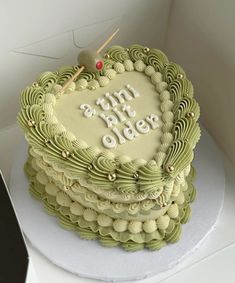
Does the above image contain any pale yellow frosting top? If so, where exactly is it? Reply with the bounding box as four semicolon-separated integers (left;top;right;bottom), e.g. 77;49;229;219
54;71;163;160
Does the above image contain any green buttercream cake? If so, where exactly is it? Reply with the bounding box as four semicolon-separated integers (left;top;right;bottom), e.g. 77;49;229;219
18;45;200;252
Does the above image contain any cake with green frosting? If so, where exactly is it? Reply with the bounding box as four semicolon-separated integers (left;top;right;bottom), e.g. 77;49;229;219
18;45;200;252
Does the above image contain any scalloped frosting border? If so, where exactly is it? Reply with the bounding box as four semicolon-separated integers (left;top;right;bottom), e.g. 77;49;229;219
26;158;195;251
27;150;193;219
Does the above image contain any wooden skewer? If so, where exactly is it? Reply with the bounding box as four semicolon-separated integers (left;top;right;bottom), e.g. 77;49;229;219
60;28;120;93
60;66;85;93
96;28;119;54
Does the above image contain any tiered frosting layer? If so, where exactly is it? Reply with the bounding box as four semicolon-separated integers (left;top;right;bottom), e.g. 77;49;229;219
25;151;195;252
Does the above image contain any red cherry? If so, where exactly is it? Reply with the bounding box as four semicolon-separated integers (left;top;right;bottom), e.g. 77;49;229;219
96;60;103;70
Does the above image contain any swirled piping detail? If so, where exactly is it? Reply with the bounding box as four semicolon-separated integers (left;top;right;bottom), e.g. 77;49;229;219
57;66;76;84
88;156;117;188
33;153;190;218
79;71;96;82
17;105;45;132
128;44;146;62
168;78;194;102
173;118;201;147
173;97;200;121
38;72;58;90
41;135;75;166
26;122;59;150
33;150;181;205
115;162;140;194
20;86;45;108
137;164;168;192
145;48;169;71
162;63;186;83
105;45;130;62
52;135;74;152
163;140;193;178
66;147;98;178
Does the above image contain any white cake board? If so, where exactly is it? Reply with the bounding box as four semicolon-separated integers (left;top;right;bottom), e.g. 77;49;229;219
9;127;225;281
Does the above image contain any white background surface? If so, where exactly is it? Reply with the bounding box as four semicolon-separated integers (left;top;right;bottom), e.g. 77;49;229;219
165;0;235;164
9;128;225;281
1;0;235;282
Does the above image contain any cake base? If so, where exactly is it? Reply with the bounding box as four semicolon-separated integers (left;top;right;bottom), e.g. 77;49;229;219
9;127;224;281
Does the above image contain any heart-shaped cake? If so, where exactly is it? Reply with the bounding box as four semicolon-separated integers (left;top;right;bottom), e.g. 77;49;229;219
18;45;200;251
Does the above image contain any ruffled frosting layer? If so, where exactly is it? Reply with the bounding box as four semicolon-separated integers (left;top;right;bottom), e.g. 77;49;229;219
25;157;196;251
30;148;193;217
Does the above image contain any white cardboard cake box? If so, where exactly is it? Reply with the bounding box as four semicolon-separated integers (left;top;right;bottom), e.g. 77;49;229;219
0;171;38;283
0;0;234;282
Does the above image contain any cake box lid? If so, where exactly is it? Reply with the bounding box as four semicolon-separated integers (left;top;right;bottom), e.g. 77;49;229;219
0;171;38;283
